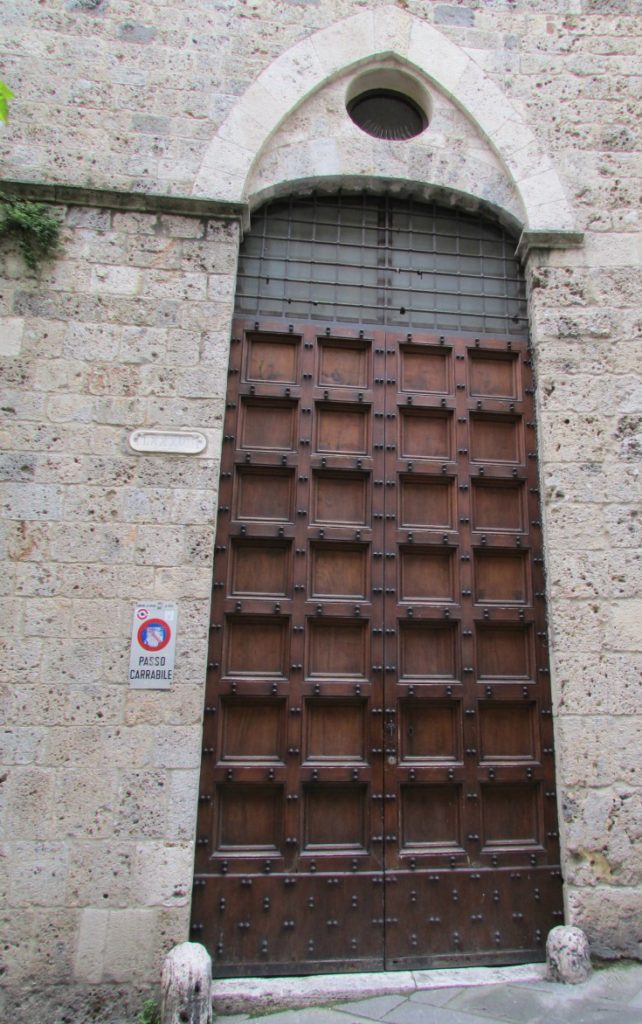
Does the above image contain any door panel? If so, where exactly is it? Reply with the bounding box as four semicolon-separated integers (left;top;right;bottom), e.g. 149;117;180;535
192;318;563;975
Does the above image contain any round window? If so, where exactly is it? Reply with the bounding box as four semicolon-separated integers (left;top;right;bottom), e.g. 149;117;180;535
347;88;428;141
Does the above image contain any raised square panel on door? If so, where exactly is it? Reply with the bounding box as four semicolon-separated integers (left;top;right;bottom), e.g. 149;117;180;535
317;338;370;388
215;784;284;853
240;399;296;450
306;620;368;680
315;403;369;454
400;785;462;850
312;471;369;526
229;540;290;597
224;616;289;678
399;345;452;394
470;415;520;464
399;702;460;762
399;476;455;530
303;785;367;851
304;700;367;762
235;467;295;522
478;703;536;763
398;622;458;681
471;480;526;533
399;547;455;603
309;543;368;600
244;332;300;383
481;785;539;849
476;624;533;681
399;410;453;461
468;351;519;399
220;699;287;761
473;550;528;605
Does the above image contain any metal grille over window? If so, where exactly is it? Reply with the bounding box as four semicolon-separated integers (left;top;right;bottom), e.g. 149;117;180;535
236;195;527;334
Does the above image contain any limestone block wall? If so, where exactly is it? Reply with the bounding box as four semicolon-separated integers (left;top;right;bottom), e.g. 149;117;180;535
0;0;641;1019
0;204;239;1021
528;242;642;959
1;0;641;201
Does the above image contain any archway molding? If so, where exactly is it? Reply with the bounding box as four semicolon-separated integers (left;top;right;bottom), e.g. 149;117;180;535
193;5;581;248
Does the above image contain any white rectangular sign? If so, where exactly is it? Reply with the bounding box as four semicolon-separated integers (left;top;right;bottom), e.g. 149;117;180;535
128;601;178;689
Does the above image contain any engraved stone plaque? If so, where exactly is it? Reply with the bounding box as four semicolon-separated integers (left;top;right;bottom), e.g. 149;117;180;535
129;429;207;455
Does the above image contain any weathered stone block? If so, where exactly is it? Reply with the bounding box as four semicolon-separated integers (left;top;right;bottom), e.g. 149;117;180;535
0;317;25;356
5;767;56;839
1;727;46;765
166;770;200;842
74;907;109;984
54;768;118;838
113;769;169;839
9;841;70;907
567;887;642;960
23;597;71;637
68;841;135;909
133;841;194;908
1;483;63;521
153;726;202;770
608;600;642;650
546;925;591;984
91;265;142;296
161;942;212;1024
103;908;159;982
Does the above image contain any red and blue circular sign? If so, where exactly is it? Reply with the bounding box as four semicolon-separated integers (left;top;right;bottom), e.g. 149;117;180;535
137;618;171;652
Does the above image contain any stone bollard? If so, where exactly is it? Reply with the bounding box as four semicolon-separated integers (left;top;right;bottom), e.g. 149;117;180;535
546;925;592;984
161;942;213;1024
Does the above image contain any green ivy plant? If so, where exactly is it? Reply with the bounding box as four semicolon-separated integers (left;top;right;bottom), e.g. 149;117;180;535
0;80;13;122
0;194;61;270
0;80;60;270
136;998;161;1024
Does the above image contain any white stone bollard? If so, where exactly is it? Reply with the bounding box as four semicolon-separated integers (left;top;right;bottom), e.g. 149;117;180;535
546;925;592;984
161;942;213;1024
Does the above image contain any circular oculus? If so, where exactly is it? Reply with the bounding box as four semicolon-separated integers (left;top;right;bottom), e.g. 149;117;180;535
347;89;428;141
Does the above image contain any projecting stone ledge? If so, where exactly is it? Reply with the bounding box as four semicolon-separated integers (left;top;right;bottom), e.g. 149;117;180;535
161;942;212;1024
546;926;592;985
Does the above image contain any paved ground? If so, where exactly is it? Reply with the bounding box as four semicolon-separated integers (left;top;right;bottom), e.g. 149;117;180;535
214;961;642;1023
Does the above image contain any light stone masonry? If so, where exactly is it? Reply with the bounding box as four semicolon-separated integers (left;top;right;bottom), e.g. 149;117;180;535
0;0;641;1020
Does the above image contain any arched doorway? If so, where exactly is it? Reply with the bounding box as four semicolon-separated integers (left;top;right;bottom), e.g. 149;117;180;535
192;195;563;976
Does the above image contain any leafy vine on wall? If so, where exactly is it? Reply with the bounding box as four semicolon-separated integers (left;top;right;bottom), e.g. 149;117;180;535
0;194;61;270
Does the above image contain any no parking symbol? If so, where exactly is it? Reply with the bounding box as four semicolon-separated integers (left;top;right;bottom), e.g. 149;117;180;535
129;602;178;689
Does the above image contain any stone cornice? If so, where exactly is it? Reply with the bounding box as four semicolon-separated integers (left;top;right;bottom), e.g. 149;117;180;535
0;179;250;228
516;229;585;262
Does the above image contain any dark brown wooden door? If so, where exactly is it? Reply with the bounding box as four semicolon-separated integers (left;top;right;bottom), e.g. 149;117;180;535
192;317;563;975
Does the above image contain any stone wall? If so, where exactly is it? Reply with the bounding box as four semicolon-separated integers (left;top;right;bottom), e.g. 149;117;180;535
528;243;642;959
0;204;239;1022
0;0;641;1019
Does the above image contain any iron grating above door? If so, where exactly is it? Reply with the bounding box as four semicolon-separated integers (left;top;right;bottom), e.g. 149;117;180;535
236;195;527;335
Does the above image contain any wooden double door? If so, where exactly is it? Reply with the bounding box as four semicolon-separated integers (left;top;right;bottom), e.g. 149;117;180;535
192;316;563;975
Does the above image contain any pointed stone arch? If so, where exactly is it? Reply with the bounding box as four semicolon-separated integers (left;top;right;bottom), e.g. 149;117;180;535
193;5;580;242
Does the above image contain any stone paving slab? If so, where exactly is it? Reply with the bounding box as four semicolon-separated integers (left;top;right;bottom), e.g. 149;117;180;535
535;1005;642;1024
525;963;642;1005
403;988;467;1007
380;1002;503;1024
447;984;558;1022
333;995;409;1018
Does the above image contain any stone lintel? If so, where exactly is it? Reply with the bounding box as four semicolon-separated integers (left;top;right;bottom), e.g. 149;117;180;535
0;179;250;229
517;229;585;262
